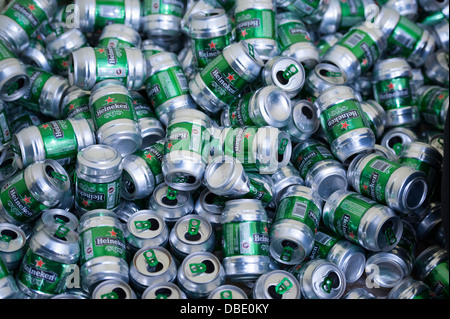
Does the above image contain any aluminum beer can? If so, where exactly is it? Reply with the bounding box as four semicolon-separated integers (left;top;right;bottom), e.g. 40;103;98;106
316;32;343;58
148;183;194;226
270;185;322;265
32;208;79;235
17;224;80;298
0;0;57;53
194;188;224;228
0;223;27;270
90;80;142;156
121;140;165;200
221;199;270;281
115;200;140;225
0;41;29;102
252;270;301;299
220;86;292;128
309;227;366;283
141;39;165;58
91;279;137;299
15;65;70;118
372;57;419;127
180;0;215;35
163;108;212;191
427;20;449;53
387;277;433;299
291;139;348;201
19;39;52;73
189;8;233;71
75;0;141;33
69;46;146;91
0;160;70;225
413;245;449;299
323;190;403;251
343;288;376;299
124;210;169;253
98;24;142;49
4;106;43;137
415;202;445;246
129;246;178;293
322;22;386;82
0;101;12;157
276;0;330;24
297;258;346;299
347;152;428;212
360;100;387;140
424;50;449;87
144;51;196;127
262;57;305;99
12;118;96;169
141;0;186;41
315;85;375;164
0;149;19;184
380;126;418;157
304;63;348;98
74;144;123;215
78;209;129;292
366;220;417;288
208;284;248;299
141;281;187;299
60;87;93;123
384;0;418;19
0;255;19;299
176;251;225;298
234;0;279;61
276;11;319;70
169;214;215;260
189;41;264;114
416;85;448;130
283;100;320;143
270;164;304;207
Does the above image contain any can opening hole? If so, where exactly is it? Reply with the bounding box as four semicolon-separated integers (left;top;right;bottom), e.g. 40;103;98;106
154;288;172;298
301;106;314;120
53;233;67;241
124;179;136;194
6;78;25;96
147;218;160;231
162;196;178;206
147;261;164;273
281;240;298;250
0;158;14;170
53;214;71;224
276;71;290;85
111;287;127;299
201;259;215;273
45;165;56;178
184;231;202;241
0;229;18;240
185;175;197;184
267;285;284;299
406;179;427;210
205;192;217;204
326;271;341;289
379;220;394;247
387;136;403;149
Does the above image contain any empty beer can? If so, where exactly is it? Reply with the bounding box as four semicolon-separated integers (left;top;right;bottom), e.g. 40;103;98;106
252;270;301;299
416;85;448;131
91;279;137;299
262;56;306;98
208;284;248;299
0;223;27;270
141;0;185;41
141;281;187;299
32;208;79;234
380;126;418;157
98;23;142;49
304;63;348;98
0;255;19;299
0;41;29;102
283;100;320;143
387;277;433;299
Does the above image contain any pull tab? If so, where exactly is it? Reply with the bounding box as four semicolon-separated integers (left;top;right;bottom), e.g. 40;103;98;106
51;171;68;182
280;246;293;262
0;234;12;243
247;43;255;59
385;227;397;246
321;276;334;294
282;64;299;80
54;225;70;238
101;292;118;299
155;293;168;299
166;187;178;201
220;290;233;299
189;263;207;275
393;142;403;156
143;249;159;267
134;220;152;230
188;219;201;236
275;277;293;295
54;217;67;225
325;70;342;77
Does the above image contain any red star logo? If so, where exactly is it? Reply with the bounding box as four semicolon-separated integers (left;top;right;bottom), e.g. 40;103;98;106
349;231;355;239
133;100;137;104
97;48;106;54
244;132;251;139
62;60;69;68
341;121;349;130
208;41;217;49
28;4;36;11
145;153;153;160
22;196;31;205
69;104;75;110
387;82;395;90
297;155;303;163
4;130;9;137
241;29;248;38
438;94;445;100
105;96;114;104
305;35;310;41
35;258;45;268
226;73;235;82
109;229;118;237
82;200;90;207
41;124;50;129
167;142;173;149
362;58;368;66
231;112;236;119
306;97;313;103
363;184;368;191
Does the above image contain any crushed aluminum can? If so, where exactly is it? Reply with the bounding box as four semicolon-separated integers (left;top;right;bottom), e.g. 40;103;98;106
252;270;301;299
269;164;305;208
141;281;187;299
98;23;142;49
181;0;216;36
32;208;79;234
208;284;248;299
387;277;433;299
194;188;224;229
380;126;418;157
283;100;320;143
416;85;448;131
276;0;330;25
0;222;27;270
19;39;53;73
0;41;29;102
0;148;19;184
360;100;387;140
91;279;137;299
304;62;348;98
60;87;93;123
262;57;305;99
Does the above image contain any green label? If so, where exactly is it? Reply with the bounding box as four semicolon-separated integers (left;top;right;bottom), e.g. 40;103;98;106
144;66;189;109
91;92;137;129
286;0;320;17
80;225;127;264
388;16;423;57
339;0;365;29
374;78;412;110
227;92;254;126
425;261;449;299
244;177;273;204
319;100;367;142
134;141;164;180
0;171;49;223
94;0;126;31
98;37;136;49
17;250;73;295
0;110;12;144
132;95;157;120
418;88;448;129
0;256;10;280
192;33;232;69
359;155;401;204
200;53;248;104
63;96;92;120
223;127;258;171
292;143;335;179
235;9;276;40
309;229;339;260
95;47;129;84
275;195;320;233
222;221;269;257
277;21;311;52
395;222;416;257
2;0;48;37
165;122;209;160
37;120;78;161
52;56;71;75
340;28;380;73
142;0;185;17
0;42;15;60
18;68;53;112
75;176;121;211
399;157;437;196
332;193;374;244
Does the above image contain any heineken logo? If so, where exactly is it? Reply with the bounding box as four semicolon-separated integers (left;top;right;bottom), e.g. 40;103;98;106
210;68;238;96
68;104;89;116
297;150;317;174
308;210;320;230
49;121;64;139
341;213;356;240
106;47;117;65
325;110;359;130
366;172;379;200
8;187;34;218
22;261;58;283
289;27;308;37
252;233;269;244
95;102;129;118
76;188;105;202
23;71;42;100
168;131;188;141
309;243;320;260
145;147;163;163
148;84;161;97
95;236;126;251
11;3;39;28
236;18;261;31
197;49;221;60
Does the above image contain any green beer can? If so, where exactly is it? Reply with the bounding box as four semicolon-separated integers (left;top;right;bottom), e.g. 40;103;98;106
0;41;29;102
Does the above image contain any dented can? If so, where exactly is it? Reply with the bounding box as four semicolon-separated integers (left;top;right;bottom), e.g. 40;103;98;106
262;56;305;98
360;100;387;140
270;164;304;207
252;270;301;299
304;63;348;98
98;23;141;49
380;126;418;157
32;209;79;235
283;100;320;142
416;85;448;131
276;0;330;24
0;41;29;102
318;0;371;34
141;0;186;41
60;87;92;123
0;255;19;299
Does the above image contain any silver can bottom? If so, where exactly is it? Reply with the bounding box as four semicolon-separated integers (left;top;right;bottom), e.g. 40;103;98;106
222;255;270;282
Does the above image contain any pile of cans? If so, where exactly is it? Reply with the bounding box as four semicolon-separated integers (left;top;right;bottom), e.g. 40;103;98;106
0;0;448;300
